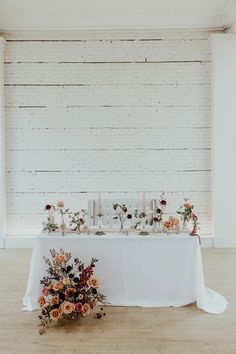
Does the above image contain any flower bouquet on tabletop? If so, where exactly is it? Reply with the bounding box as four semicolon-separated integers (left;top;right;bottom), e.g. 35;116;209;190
113;204;132;234
69;209;87;234
163;217;180;235
177;199;195;232
134;209;150;236
56;201;70;236
177;199;200;242
38;249;107;335
42;204;59;234
150;192;167;233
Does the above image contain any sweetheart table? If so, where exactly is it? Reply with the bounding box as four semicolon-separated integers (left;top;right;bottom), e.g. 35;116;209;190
23;233;227;314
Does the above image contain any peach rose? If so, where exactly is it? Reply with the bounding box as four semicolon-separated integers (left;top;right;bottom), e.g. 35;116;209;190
184;203;192;209
53;281;64;291
65;287;76;298
38;295;46;307
90;299;98;309
87;277;100;288
50;295;59;305
60;301;75;315
81;303;90;317
49;308;60;321
57;201;64;208
54;254;65;264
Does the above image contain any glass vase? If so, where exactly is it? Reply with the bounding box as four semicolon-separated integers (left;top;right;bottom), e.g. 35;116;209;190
60;223;66;236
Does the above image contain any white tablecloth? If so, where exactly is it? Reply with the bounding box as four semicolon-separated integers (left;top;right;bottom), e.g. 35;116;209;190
23;234;227;314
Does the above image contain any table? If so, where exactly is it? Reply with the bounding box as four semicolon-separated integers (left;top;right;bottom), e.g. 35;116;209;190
23;233;227;314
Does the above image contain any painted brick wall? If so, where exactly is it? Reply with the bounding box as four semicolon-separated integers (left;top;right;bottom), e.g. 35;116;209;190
2;30;212;236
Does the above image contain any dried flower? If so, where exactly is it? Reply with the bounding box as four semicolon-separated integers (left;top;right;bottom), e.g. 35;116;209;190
87;277;100;288
60;301;75;315
38;296;46;307
57;201;64;208
81;303;90;316
49;309;61;321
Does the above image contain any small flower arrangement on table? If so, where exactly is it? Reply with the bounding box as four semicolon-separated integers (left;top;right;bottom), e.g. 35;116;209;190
38;249;106;335
150;192;167;232
177;199;200;237
42;204;59;233
69;209;87;234
113;204;132;233
56;201;70;236
163;217;180;234
134;209;150;235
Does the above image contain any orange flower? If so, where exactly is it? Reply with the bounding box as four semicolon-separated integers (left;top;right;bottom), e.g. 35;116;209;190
163;221;172;229
49;308;60;321
38;295;46;307
65;287;76;298
54;254;65;264
57;201;64;208
81;303;90;316
90;299;98;309
184;203;192;209
87;277;100;288
50;296;59;305
53;281;64;291
60;301;75;315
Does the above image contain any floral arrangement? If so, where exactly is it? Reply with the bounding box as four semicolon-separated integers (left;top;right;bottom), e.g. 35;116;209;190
42;204;59;233
163;217;180;233
150;192;167;231
113;204;132;232
38;249;106;335
177;199;200;235
69;209;87;234
56;201;70;235
134;209;148;229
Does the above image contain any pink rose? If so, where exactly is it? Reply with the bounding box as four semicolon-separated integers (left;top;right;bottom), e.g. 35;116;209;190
75;302;82;313
42;287;49;296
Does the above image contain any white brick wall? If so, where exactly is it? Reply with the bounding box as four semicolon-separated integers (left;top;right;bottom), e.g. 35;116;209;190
2;29;212;236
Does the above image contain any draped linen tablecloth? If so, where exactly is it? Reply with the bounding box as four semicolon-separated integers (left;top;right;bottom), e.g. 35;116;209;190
23;234;227;314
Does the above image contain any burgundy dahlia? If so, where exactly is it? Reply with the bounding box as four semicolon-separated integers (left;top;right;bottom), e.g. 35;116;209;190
45;204;51;210
160;200;166;206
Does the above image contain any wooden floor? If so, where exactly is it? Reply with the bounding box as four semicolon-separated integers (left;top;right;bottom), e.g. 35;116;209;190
0;249;235;354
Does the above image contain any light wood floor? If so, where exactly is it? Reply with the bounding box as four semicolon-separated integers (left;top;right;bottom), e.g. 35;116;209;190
0;249;235;354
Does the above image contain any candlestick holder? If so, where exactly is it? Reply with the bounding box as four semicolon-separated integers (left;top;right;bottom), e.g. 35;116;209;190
95;213;106;235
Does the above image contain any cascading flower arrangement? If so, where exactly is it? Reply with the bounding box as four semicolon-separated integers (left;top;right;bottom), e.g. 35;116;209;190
150;192;167;232
38;249;106;335
42;204;59;233
177;199;200;236
69;209;87;234
113;204;132;233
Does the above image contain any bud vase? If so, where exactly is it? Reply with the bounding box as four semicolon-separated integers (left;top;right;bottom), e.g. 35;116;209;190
76;226;81;235
60;223;66;236
153;221;162;233
120;221;125;234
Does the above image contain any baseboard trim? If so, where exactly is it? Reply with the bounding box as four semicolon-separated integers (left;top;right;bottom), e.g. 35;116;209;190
214;235;236;248
3;234;214;249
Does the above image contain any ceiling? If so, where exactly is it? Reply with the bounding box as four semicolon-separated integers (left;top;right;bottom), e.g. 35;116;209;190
0;0;235;31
